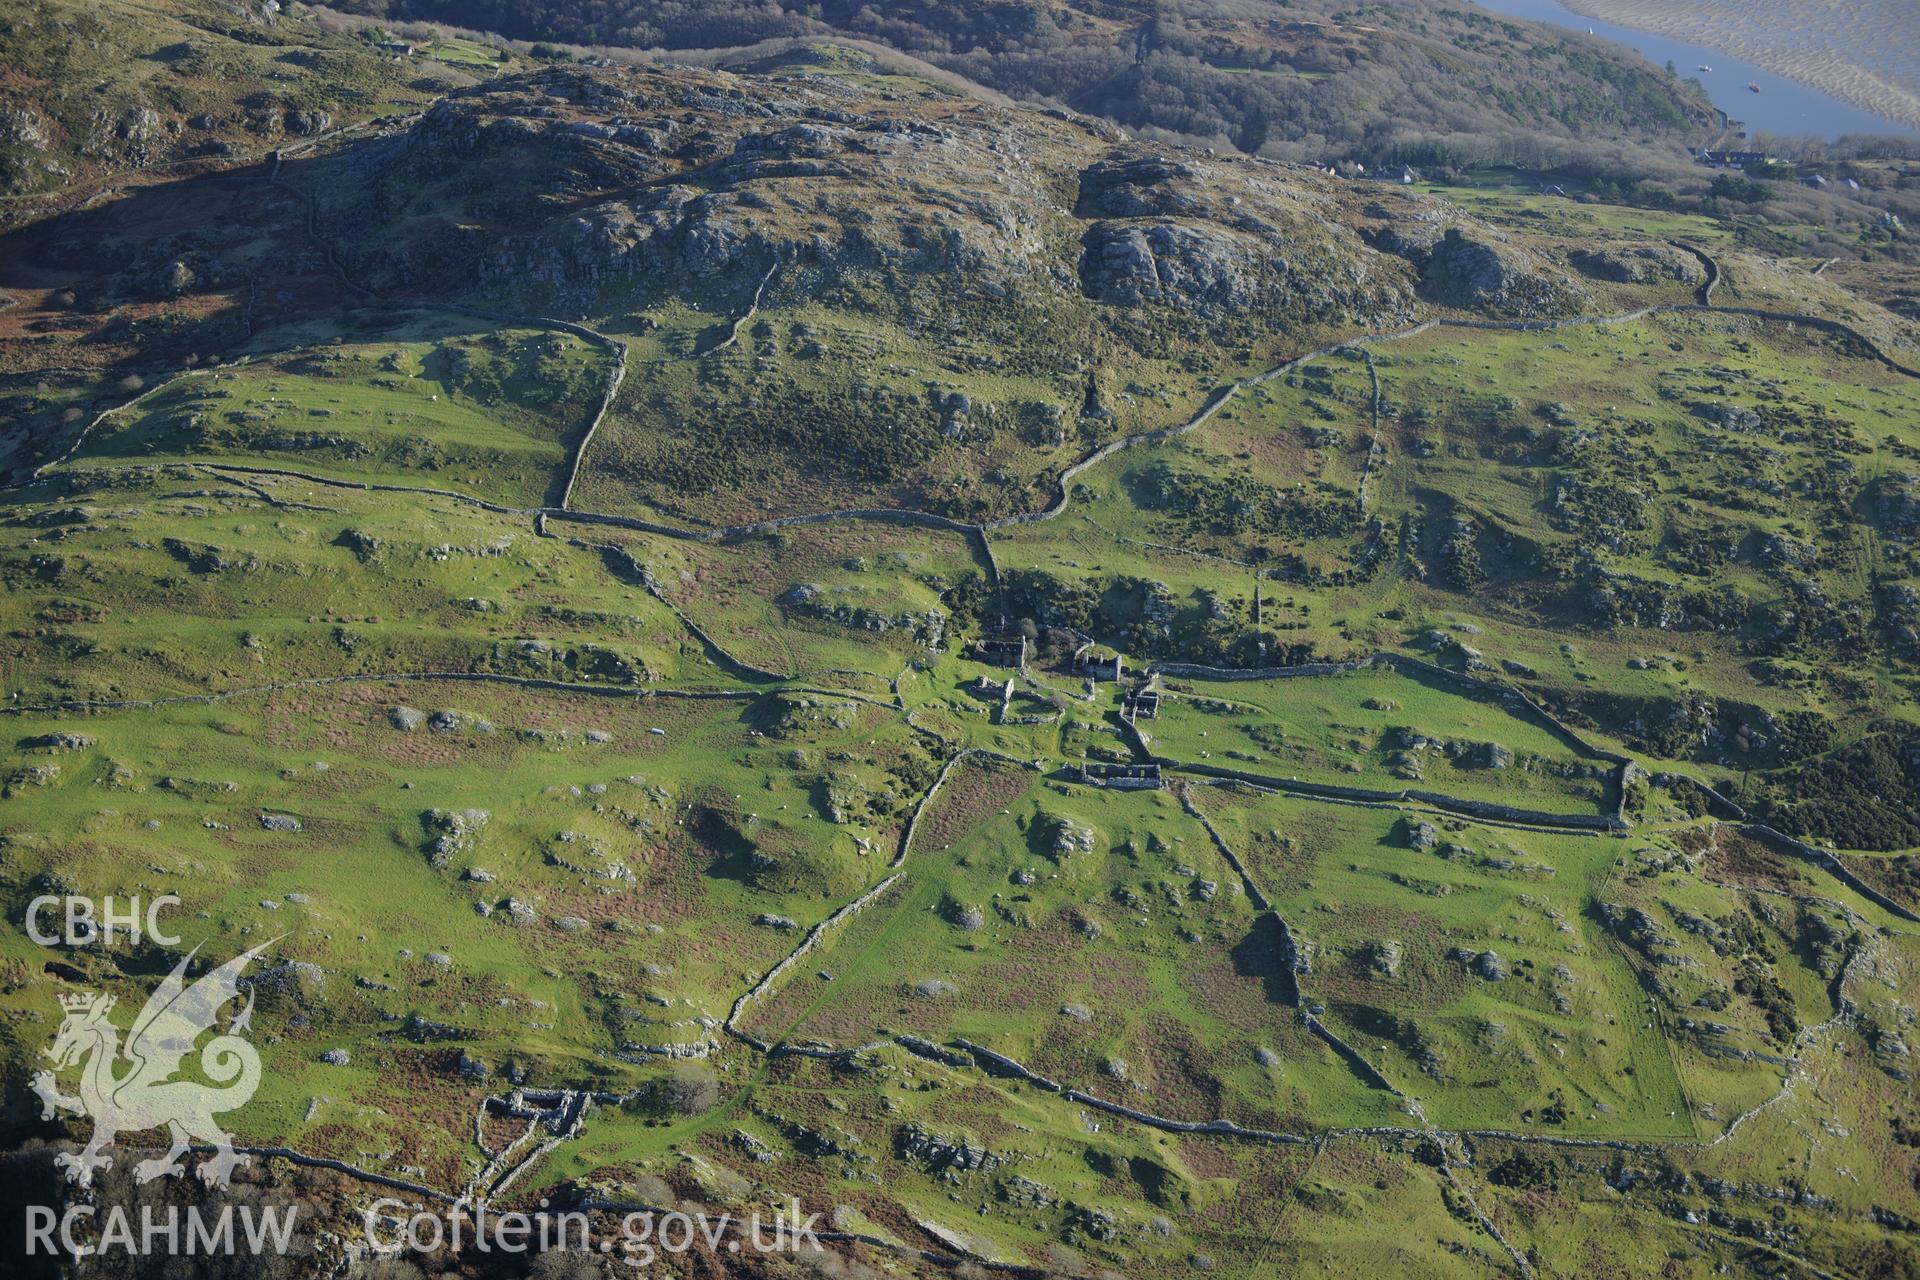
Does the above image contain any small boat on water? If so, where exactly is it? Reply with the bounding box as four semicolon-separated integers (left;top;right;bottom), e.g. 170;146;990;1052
1748;81;1761;93
1698;64;1712;72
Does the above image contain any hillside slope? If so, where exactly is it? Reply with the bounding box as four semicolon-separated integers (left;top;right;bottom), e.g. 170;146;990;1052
0;0;468;196
1;39;1919;1280
320;0;1716;159
2;54;1615;521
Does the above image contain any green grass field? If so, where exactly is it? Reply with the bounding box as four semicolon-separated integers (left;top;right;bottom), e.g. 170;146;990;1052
2;63;1919;1274
1141;664;1615;815
72;316;609;506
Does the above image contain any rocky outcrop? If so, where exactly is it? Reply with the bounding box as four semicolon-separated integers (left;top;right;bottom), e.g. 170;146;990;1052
1365;211;1585;318
1079;220;1266;310
895;1123;1001;1177
1569;245;1704;285
1073;151;1420;323
283;109;332;137
301;67;1442;333
329;69;1056;302
423;808;490;869
477;186;762;291
1076;156;1207;218
1420;229;1583;316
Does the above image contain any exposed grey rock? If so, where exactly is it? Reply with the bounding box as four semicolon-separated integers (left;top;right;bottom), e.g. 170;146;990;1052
1000;1174;1056;1207
1368;939;1405;979
896;1122;1001;1175
1070;1205;1118;1242
1386;726;1430;752
1568;245;1703;285
325;73;1422;334
1;107;48;149
284;109;333;137
1368;222;1584;317
733;1129;776;1163
1049;816;1096;859
244;960;325;1001
25;732;93;753
423;808;489;868
778;583;822;607
1079;220;1265;311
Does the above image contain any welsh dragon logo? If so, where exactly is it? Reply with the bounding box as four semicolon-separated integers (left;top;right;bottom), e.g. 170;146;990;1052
32;941;275;1189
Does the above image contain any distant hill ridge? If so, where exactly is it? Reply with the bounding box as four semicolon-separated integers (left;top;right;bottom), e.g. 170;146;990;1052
320;0;1716;160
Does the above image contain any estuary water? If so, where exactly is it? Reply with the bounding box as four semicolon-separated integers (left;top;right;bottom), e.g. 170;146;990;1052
1471;0;1918;138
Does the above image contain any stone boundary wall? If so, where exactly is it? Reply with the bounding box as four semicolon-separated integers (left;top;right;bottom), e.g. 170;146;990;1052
0;669;756;717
